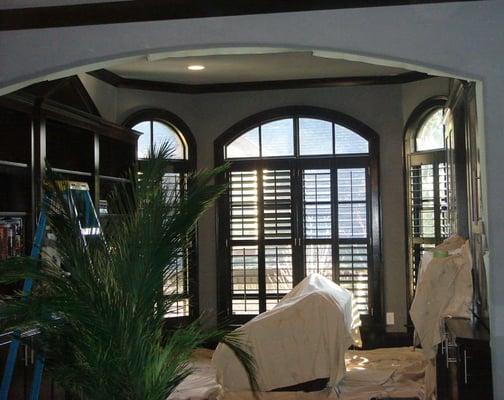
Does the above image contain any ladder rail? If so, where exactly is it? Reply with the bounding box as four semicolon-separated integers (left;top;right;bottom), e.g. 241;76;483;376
0;182;101;400
0;212;46;400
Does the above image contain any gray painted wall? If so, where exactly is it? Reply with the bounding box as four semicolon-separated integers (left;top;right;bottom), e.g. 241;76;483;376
401;78;451;125
2;1;504;396
80;75;449;333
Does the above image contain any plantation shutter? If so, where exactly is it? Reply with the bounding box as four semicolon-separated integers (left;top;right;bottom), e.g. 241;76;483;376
408;158;449;292
163;172;190;317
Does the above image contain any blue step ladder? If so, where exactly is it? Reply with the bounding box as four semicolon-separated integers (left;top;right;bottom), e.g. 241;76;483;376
0;181;102;400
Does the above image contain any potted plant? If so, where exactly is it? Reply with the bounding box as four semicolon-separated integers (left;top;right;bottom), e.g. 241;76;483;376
0;144;255;400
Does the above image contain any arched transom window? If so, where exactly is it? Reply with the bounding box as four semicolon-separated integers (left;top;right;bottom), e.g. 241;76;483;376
216;109;381;324
225;117;369;159
415;108;445;152
133;119;188;160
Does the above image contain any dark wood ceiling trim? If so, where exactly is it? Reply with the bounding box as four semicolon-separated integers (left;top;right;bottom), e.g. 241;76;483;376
87;69;431;94
0;0;485;31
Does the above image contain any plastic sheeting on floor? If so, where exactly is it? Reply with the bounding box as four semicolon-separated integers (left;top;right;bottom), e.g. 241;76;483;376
212;274;361;392
168;347;428;400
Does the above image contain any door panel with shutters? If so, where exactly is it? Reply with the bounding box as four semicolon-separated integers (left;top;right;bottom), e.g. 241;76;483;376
226;163;372;321
336;168;370;315
263;169;294;310
229;170;260;315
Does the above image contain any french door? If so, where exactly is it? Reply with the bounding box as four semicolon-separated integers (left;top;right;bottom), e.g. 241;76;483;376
221;158;376;323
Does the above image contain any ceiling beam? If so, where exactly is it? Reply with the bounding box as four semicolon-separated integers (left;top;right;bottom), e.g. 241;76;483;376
0;0;485;31
87;69;431;94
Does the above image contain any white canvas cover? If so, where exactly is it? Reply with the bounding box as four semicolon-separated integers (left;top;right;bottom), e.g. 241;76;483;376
410;236;473;359
212;274;361;393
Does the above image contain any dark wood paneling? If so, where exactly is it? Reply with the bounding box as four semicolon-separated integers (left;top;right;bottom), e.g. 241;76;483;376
46;120;95;173
89;69;431;94
99;135;135;178
0;165;30;213
0;0;486;31
0;108;31;165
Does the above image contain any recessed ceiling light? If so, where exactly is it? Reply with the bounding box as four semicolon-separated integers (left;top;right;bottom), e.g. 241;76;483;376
187;65;205;71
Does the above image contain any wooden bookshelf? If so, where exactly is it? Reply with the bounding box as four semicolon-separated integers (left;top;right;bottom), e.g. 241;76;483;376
0;76;138;400
0;76;137;228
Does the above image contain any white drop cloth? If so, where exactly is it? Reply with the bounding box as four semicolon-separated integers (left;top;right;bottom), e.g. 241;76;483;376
168;347;429;400
212;274;361;392
410;236;473;359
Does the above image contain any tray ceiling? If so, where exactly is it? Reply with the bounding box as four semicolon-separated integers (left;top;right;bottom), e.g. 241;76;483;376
107;51;411;85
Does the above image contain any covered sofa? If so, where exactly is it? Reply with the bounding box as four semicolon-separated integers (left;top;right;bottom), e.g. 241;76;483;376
212;273;361;392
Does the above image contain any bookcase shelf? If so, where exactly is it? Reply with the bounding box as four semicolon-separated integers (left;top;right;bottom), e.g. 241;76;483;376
0;160;29;169
0;212;29;217
0;76;138;254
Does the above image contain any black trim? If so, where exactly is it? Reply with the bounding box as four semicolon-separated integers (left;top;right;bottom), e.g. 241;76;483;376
89;69;431;94
214;106;382;325
0;0;485;31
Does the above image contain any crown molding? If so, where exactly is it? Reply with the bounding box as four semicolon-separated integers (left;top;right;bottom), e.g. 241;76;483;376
87;69;431;94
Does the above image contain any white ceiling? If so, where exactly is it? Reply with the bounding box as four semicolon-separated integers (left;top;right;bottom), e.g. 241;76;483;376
0;0;131;9
107;51;411;85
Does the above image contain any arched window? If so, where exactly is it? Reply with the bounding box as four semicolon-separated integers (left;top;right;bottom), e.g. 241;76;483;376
133;119;188;161
404;98;449;303
215;107;381;324
125;109;196;321
415;108;445;152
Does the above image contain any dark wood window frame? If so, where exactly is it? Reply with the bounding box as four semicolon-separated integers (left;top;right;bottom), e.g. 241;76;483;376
215;106;382;326
403;96;448;307
123;108;198;324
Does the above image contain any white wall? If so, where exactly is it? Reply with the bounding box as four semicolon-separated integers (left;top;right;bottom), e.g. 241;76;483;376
79;73;118;121
2;1;504;396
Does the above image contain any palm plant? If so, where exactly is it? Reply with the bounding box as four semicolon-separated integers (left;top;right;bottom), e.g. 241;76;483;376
0;144;256;400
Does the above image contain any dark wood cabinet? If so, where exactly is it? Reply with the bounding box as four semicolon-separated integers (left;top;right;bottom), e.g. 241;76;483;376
0;76;138;399
436;318;492;400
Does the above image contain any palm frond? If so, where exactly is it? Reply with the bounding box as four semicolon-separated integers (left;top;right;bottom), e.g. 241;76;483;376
0;144;253;400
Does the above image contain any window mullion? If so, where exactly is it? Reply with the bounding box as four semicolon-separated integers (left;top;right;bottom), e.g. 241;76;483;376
292;163;304;285
258;166;266;313
293;116;300;158
365;165;375;319
331;161;340;283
